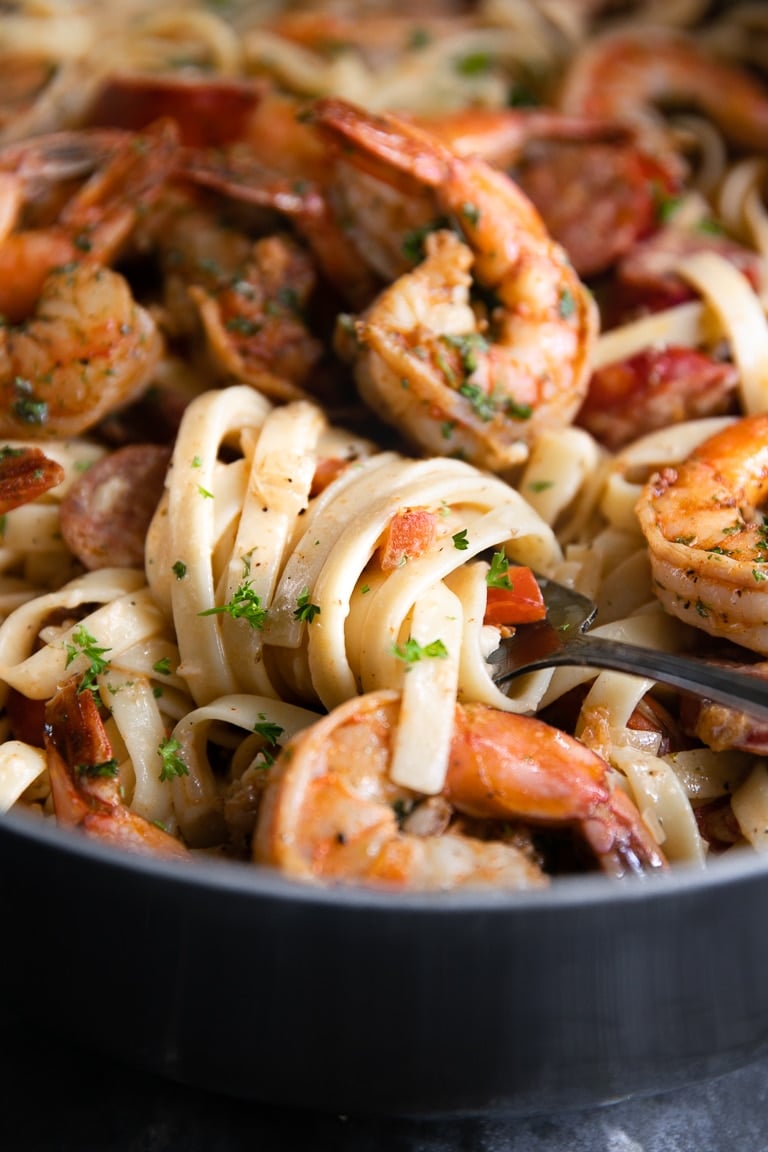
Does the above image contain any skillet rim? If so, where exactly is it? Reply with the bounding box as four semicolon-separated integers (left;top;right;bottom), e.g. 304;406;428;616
3;801;766;911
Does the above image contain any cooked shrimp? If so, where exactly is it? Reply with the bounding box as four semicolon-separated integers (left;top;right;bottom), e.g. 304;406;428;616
0;259;162;439
254;691;666;890
0;120;178;324
414;106;630;168
636;414;768;655
314;98;597;472
0;127;168;437
558;29;768;169
178;142;380;310
142;191;324;402
45;679;189;860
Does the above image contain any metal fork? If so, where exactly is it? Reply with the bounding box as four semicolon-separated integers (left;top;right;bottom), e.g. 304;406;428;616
488;574;768;722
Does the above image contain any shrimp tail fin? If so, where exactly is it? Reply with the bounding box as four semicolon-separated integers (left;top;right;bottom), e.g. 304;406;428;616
583;787;668;878
313;97;449;188
45;679;188;860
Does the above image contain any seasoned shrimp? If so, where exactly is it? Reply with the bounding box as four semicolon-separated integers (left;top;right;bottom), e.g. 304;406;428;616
636;414;768;655
45;679;188;860
149;198;322;402
0;259;162;439
0;126;170;438
558;29;768;169
314;98;597;472
254;691;666;890
0;120;178;324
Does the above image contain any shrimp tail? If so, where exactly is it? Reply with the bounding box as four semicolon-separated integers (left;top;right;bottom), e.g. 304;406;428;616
45;680;188;860
313;97;450;189
446;704;667;876
582;787;667;878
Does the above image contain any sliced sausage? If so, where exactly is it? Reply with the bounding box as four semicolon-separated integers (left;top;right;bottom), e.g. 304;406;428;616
60;443;171;570
85;73;266;148
614;225;764;317
514;141;670;277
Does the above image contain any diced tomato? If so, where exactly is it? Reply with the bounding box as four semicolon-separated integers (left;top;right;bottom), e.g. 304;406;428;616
310;456;349;497
577;345;738;451
483;566;546;626
379;508;438;571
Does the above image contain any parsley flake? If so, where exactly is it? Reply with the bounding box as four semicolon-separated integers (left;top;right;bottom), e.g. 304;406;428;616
76;758;119;779
199;578;269;630
158;737;189;782
64;625;111;701
294;587;321;623
253;713;285;745
392;637;449;663
486;551;513;589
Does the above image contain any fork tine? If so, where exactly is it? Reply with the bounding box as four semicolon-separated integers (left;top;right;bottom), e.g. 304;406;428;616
534;575;598;634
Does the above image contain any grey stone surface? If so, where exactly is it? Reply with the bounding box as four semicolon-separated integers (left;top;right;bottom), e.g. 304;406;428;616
3;1019;768;1151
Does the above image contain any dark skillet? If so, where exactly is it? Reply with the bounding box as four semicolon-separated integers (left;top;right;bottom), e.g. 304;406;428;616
1;807;767;1118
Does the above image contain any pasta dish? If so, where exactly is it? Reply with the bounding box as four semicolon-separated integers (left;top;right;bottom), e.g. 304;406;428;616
2;0;768;890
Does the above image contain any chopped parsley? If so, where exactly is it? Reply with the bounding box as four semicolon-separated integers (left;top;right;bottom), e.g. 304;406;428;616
172;561;187;580
12;375;48;426
64;625;112;701
253;713;284;745
461;202;481;227
558;288;575;319
226;316;262;336
199;578;269;630
152;657;172;676
158;737;189;782
402;215;451;262
486;550;513;589
293;587;321;623
504;398;533;421
455;51;491;76
459;381;496;422
392;637;449;663
441;331;489;376
452;528;469;550
76;758;119;778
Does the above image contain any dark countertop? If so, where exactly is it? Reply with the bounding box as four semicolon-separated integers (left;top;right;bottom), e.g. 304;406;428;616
4;1017;768;1152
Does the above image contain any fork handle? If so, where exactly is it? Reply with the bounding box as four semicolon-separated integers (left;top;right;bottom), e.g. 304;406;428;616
505;632;768;723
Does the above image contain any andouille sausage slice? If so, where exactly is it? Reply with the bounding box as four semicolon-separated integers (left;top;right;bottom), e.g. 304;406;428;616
514;141;669;277
60;443;171;570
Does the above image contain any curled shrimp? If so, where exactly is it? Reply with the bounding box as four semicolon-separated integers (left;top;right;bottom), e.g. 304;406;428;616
0;258;162;439
636;414;768;656
254;691;666;890
44;679;188;861
0;120;178;324
145;195;323;402
0;124;173;438
558;29;768;170
314;98;597;472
